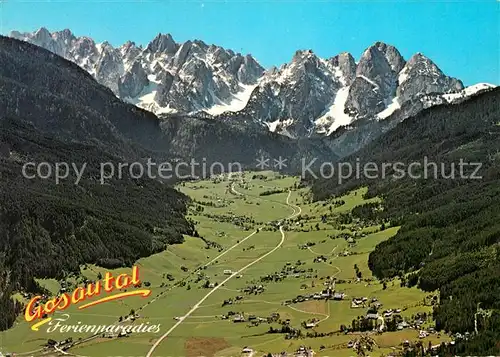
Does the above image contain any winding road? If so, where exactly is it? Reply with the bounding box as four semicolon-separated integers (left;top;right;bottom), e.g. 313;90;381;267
146;181;300;357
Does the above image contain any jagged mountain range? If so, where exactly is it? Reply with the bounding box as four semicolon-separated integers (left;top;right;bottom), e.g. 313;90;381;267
0;35;335;173
9;28;265;115
9;27;496;140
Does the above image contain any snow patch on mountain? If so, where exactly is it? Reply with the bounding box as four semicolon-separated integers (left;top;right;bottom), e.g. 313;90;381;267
123;75;177;114
315;86;353;135
442;83;496;101
205;84;257;115
377;97;401;119
265;118;296;138
358;75;380;89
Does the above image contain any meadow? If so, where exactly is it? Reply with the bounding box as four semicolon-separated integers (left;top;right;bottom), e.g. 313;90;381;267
0;172;444;357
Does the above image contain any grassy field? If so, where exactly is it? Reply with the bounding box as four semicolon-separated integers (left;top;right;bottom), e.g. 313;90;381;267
0;171;444;357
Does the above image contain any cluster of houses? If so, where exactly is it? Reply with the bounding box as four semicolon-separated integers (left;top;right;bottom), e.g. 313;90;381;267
242;284;265;294
221;311;280;325
284;288;344;305
293;346;315;357
365;308;402;320
346;340;358;349
231;314;247;323
260;263;315;282
359;305;439;335
221;295;244;307
241;346;254;354
400;338;459;356
298;242;316;250
351;296;377;308
312;255;328;263
262;346;315;357
46;337;75;351
204;212;255;230
382;308;402;318
302;318;320;329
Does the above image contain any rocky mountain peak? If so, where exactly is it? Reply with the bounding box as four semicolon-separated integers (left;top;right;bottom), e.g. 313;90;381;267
397;52;464;102
404;52;440;74
292;49;315;59
239;54;264;84
9;27;483;140
328;52;356;85
146;33;177;54
345;44;397;118
356;45;393;82
71;36;98;63
34;27;51;42
53;28;75;44
374;41;406;73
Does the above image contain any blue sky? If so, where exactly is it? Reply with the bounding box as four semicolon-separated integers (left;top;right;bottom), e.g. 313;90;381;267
1;0;498;85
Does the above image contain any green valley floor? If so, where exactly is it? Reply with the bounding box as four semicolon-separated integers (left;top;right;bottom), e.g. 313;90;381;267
0;172;447;357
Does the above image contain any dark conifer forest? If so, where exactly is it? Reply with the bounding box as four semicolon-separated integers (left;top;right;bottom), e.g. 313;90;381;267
0;118;195;330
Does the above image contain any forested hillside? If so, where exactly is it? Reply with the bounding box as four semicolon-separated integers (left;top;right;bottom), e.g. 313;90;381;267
311;88;500;354
160;114;337;172
0;118;195;330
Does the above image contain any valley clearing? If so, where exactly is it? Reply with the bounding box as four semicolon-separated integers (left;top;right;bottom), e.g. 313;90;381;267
1;172;445;357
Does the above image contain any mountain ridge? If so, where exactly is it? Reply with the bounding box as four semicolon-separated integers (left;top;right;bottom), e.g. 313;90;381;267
11;27;495;140
0;35;337;173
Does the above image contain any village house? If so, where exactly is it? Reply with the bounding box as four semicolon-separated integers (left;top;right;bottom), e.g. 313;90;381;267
305;322;316;329
321;291;331;299
295;346;314;357
233;314;245;323
241;347;253;354
352;297;364;305
419;330;428;338
333;292;345;300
